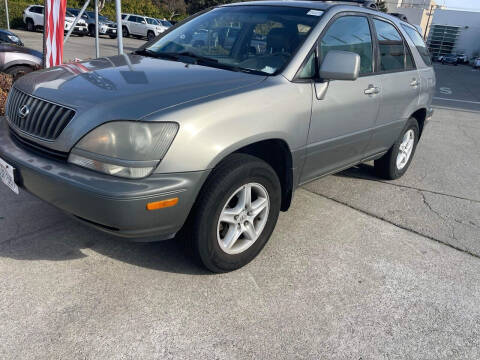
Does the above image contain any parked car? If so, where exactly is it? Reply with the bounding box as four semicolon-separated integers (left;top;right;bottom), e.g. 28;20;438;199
23;5;88;36
67;8;117;39
122;14;166;41
0;1;435;272
473;57;480;69
456;53;468;64
442;54;458;65
0;43;42;80
0;30;23;46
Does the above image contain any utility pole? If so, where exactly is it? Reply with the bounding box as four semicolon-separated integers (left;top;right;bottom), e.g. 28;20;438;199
4;0;10;30
424;4;435;39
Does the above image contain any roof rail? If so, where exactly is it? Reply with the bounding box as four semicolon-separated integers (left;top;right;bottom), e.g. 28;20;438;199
310;1;378;10
389;12;409;23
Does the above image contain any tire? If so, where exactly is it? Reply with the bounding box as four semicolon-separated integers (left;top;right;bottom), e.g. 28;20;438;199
183;153;282;273
26;19;35;32
5;65;34;81
89;26;95;37
374;117;420;180
147;31;155;41
122;26;129;38
109;35;117;39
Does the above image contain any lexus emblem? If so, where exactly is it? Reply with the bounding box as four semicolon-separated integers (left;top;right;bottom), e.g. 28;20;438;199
18;105;30;118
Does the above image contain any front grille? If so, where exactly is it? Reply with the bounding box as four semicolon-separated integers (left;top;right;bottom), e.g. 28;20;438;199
6;87;76;141
9;128;69;161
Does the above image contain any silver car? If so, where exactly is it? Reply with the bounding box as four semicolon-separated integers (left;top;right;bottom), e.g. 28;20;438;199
0;1;435;272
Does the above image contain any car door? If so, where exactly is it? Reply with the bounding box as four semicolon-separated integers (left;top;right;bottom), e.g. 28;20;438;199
301;14;380;182
137;16;148;37
127;15;138;35
367;18;420;155
33;6;44;27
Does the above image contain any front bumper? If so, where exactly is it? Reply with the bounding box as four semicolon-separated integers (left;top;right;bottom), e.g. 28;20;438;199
0;118;208;240
99;26;117;36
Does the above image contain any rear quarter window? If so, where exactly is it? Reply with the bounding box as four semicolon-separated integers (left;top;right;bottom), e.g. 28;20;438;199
401;24;432;66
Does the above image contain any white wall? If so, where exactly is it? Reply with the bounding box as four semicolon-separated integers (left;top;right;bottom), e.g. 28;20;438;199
432;9;480;57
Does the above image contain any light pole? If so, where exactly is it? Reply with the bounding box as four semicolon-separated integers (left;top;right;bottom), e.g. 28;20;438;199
115;0;124;54
4;0;10;30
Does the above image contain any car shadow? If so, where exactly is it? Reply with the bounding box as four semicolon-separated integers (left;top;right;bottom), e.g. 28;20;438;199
0;203;210;276
333;162;379;181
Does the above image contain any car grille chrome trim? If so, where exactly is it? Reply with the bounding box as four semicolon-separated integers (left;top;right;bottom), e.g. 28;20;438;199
6;87;76;141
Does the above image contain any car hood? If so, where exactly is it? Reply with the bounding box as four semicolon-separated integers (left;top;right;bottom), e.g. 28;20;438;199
12;54;266;152
0;43;42;58
14;54;266;120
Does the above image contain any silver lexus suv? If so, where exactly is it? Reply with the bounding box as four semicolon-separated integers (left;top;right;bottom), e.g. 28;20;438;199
0;1;435;272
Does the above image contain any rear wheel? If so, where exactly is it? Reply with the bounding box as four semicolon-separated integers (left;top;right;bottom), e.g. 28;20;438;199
184;154;281;273
26;19;35;32
374;117;420;180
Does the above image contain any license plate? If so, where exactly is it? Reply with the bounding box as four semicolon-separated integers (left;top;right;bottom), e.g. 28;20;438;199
0;157;19;194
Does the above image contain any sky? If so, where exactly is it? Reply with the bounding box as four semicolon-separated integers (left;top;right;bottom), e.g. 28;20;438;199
441;0;480;10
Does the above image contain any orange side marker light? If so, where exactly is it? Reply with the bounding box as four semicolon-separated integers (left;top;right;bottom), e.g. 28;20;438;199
147;198;179;211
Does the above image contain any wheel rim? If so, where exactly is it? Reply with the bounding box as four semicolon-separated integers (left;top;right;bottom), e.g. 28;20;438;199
396;129;415;170
217;183;270;255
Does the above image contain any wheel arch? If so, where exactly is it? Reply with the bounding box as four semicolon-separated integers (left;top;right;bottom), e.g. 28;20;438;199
207;138;294;212
410;107;427;137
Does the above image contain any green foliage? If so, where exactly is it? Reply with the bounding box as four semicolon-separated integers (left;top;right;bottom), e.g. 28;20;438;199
2;0;188;31
185;0;237;15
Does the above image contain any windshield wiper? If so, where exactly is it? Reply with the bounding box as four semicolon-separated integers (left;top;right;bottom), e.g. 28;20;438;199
134;49;179;61
136;49;269;76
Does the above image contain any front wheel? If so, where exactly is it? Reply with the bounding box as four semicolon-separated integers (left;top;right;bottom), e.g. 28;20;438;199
122;26;129;38
184;154;281;273
374;117;420;180
147;31;155;41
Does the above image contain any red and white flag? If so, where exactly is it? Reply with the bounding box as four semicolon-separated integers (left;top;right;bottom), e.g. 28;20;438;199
44;0;67;68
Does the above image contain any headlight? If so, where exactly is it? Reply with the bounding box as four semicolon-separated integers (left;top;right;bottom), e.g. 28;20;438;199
68;121;178;179
8;35;19;42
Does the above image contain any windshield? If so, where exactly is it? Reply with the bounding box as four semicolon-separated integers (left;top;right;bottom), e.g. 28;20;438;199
145;6;322;75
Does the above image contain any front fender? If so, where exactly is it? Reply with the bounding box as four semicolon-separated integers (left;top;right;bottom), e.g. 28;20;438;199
151;78;312;174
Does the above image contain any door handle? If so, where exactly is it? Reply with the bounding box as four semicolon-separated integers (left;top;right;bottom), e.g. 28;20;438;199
410;79;419;87
364;85;380;95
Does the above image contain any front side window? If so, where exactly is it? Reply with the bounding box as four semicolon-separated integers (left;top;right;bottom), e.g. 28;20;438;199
147;18;159;25
145;6;322;75
373;19;414;72
319;16;373;75
401;24;432;66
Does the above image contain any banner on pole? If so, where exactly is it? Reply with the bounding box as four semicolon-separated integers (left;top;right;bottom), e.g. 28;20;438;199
44;0;67;68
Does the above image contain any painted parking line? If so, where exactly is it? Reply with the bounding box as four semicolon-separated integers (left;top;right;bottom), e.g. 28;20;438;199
433;97;480;105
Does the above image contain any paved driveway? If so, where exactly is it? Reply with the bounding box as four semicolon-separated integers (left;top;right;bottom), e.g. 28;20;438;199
0;58;479;358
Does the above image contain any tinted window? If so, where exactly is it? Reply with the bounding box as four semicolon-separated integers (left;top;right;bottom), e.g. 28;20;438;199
121;14;127;20
319;16;373;74
402;24;432;66
373;19;412;72
31;6;43;14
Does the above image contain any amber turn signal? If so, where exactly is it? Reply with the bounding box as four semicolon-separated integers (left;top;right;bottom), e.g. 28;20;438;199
146;198;179;211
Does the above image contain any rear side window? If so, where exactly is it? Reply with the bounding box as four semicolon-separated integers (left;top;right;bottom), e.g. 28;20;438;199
401;24;432;66
373;19;414;72
319;16;373;75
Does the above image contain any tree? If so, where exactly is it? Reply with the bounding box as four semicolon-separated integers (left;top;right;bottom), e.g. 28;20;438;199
376;0;388;12
163;0;187;20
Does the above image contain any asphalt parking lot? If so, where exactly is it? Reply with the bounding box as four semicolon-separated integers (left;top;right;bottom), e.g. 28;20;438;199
1;33;480;358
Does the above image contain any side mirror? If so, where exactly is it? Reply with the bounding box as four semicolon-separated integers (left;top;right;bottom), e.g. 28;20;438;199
319;50;360;81
141;20;147;24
